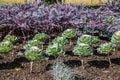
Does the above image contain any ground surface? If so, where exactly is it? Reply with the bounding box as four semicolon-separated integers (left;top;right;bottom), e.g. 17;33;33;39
0;40;120;80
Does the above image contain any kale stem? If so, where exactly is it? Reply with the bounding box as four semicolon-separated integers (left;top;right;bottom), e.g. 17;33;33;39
30;61;33;73
49;36;51;44
81;59;84;69
42;44;44;50
70;39;72;46
108;53;112;68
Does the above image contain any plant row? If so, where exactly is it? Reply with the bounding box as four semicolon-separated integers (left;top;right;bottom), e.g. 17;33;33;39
0;29;120;72
0;1;120;40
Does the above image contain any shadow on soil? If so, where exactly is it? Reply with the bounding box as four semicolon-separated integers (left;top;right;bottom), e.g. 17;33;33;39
45;63;52;71
0;56;3;60
65;51;74;56
93;49;112;56
45;59;81;71
111;58;120;65
63;60;81;68
0;57;29;70
88;60;109;68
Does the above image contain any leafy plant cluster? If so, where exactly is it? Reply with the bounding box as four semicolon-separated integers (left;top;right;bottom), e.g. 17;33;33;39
0;0;120;41
25;29;120;70
0;29;120;72
0;35;17;54
0;0;120;73
21;30;120;64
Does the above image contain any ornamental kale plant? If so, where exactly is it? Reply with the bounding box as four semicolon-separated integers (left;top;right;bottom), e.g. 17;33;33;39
3;35;17;44
0;41;14;54
25;46;43;73
97;42;116;55
111;31;120;44
62;29;77;39
73;43;93;57
102;16;118;23
77;34;99;45
52;36;69;46
72;43;93;69
45;43;65;57
33;33;48;42
25;46;43;60
24;40;43;50
62;29;77;45
97;42;116;67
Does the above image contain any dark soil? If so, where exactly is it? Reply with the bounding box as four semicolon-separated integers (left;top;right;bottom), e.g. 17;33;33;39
0;40;120;80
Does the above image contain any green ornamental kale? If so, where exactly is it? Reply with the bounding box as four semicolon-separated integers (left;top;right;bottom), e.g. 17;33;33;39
33;33;48;41
52;36;69;46
77;34;99;45
102;16;118;23
24;40;43;49
72;43;93;57
3;35;17;43
0;41;14;54
97;42;116;54
45;43;65;57
62;29;77;39
111;31;120;44
25;46;42;60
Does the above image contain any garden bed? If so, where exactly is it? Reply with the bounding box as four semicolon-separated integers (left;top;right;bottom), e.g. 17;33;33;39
0;39;120;80
0;50;120;80
0;1;120;80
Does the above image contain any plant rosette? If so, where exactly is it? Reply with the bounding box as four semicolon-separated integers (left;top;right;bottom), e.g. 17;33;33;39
72;43;93;57
0;41;14;54
3;35;17;44
52;36;69;46
33;33;48;42
111;31;120;44
24;40;43;49
102;16;118;23
77;34;99;45
25;46;43;61
45;43;65;57
62;29;77;39
97;42;116;55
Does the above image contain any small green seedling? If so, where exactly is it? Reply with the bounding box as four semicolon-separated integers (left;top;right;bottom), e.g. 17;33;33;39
45;43;65;58
73;43;93;69
62;29;77;46
77;34;99;45
97;42;116;67
3;35;17;43
25;46;43;73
